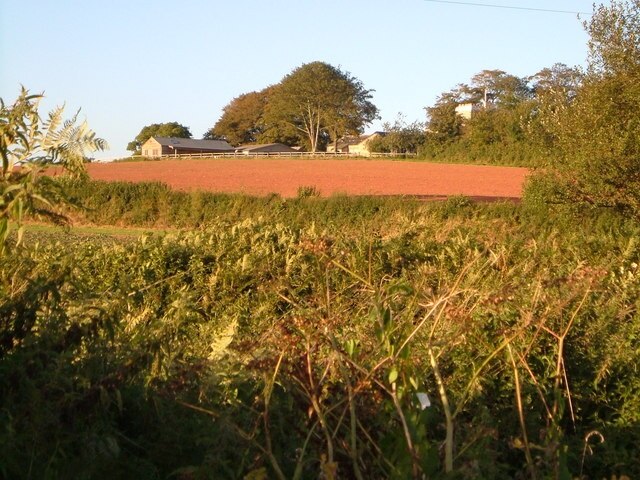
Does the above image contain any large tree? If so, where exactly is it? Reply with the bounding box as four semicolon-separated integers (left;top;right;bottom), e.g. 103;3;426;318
205;85;309;149
530;0;640;215
262;62;379;152
586;0;640;75
205;88;272;146
425;92;464;143
127;122;191;152
458;69;532;108
526;63;583;153
422;70;547;163
530;63;582;101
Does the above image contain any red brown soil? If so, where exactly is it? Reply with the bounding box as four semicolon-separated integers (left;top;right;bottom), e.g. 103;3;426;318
84;158;529;200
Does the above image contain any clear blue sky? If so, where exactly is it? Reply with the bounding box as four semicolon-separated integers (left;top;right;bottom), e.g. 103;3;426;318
1;0;594;159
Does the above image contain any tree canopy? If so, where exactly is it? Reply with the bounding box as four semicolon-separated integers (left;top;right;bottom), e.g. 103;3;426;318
205;88;272;146
421;70;537;162
210;62;379;152
459;70;532;108
263;62;379;152
535;0;640;215
127;122;192;152
586;0;640;75
206;85;305;148
367;114;427;154
425;93;464;144
418;62;589;166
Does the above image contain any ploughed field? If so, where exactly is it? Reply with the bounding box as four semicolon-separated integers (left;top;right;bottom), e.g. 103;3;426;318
86;158;529;199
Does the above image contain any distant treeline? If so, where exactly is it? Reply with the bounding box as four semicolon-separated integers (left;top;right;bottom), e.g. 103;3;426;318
363;65;579;167
414;1;640;219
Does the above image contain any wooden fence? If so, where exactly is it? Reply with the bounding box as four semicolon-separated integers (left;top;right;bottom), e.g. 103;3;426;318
140;151;418;160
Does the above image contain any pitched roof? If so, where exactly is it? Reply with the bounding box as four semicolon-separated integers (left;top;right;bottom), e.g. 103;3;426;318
335;132;385;149
340;136;368;147
152;137;233;151
235;143;297;152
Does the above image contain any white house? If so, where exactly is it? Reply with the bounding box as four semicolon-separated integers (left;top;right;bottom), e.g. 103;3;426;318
455;103;482;120
326;132;386;157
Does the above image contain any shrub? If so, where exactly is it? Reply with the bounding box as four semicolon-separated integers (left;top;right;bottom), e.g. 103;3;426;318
296;185;321;198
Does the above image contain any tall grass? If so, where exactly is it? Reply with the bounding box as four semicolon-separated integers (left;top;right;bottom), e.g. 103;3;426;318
2;178;639;478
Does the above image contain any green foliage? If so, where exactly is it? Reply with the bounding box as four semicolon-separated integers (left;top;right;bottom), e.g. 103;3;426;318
368;114;427;154
533;0;640;217
436;1;640;214
262;61;379;152
205;88;273;146
2;180;640;478
296;185;321;198
460;69;533;107
586;0;640;75
425;94;464;144
58;177;422;230
206;62;379;152
420;63;589;167
0;88;106;253
127;122;192;152
422;69;549;166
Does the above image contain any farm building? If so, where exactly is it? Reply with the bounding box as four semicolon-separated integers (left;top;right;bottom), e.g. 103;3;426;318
455;102;483;120
326;132;385;157
141;137;234;157
235;143;298;154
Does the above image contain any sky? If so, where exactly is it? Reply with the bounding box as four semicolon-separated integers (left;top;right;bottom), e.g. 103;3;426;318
1;0;595;160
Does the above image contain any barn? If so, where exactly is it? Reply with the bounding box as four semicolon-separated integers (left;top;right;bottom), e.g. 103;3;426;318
235;143;298;154
141;137;234;157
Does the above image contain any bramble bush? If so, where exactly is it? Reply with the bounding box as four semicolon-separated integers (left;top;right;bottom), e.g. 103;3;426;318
2;198;640;478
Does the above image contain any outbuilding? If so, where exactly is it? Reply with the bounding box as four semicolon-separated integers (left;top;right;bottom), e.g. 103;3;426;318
326;132;386;157
235;143;298;155
141;136;234;157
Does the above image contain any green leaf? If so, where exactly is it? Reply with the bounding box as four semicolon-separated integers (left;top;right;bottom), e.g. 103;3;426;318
388;367;398;384
409;376;419;390
345;339;355;357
